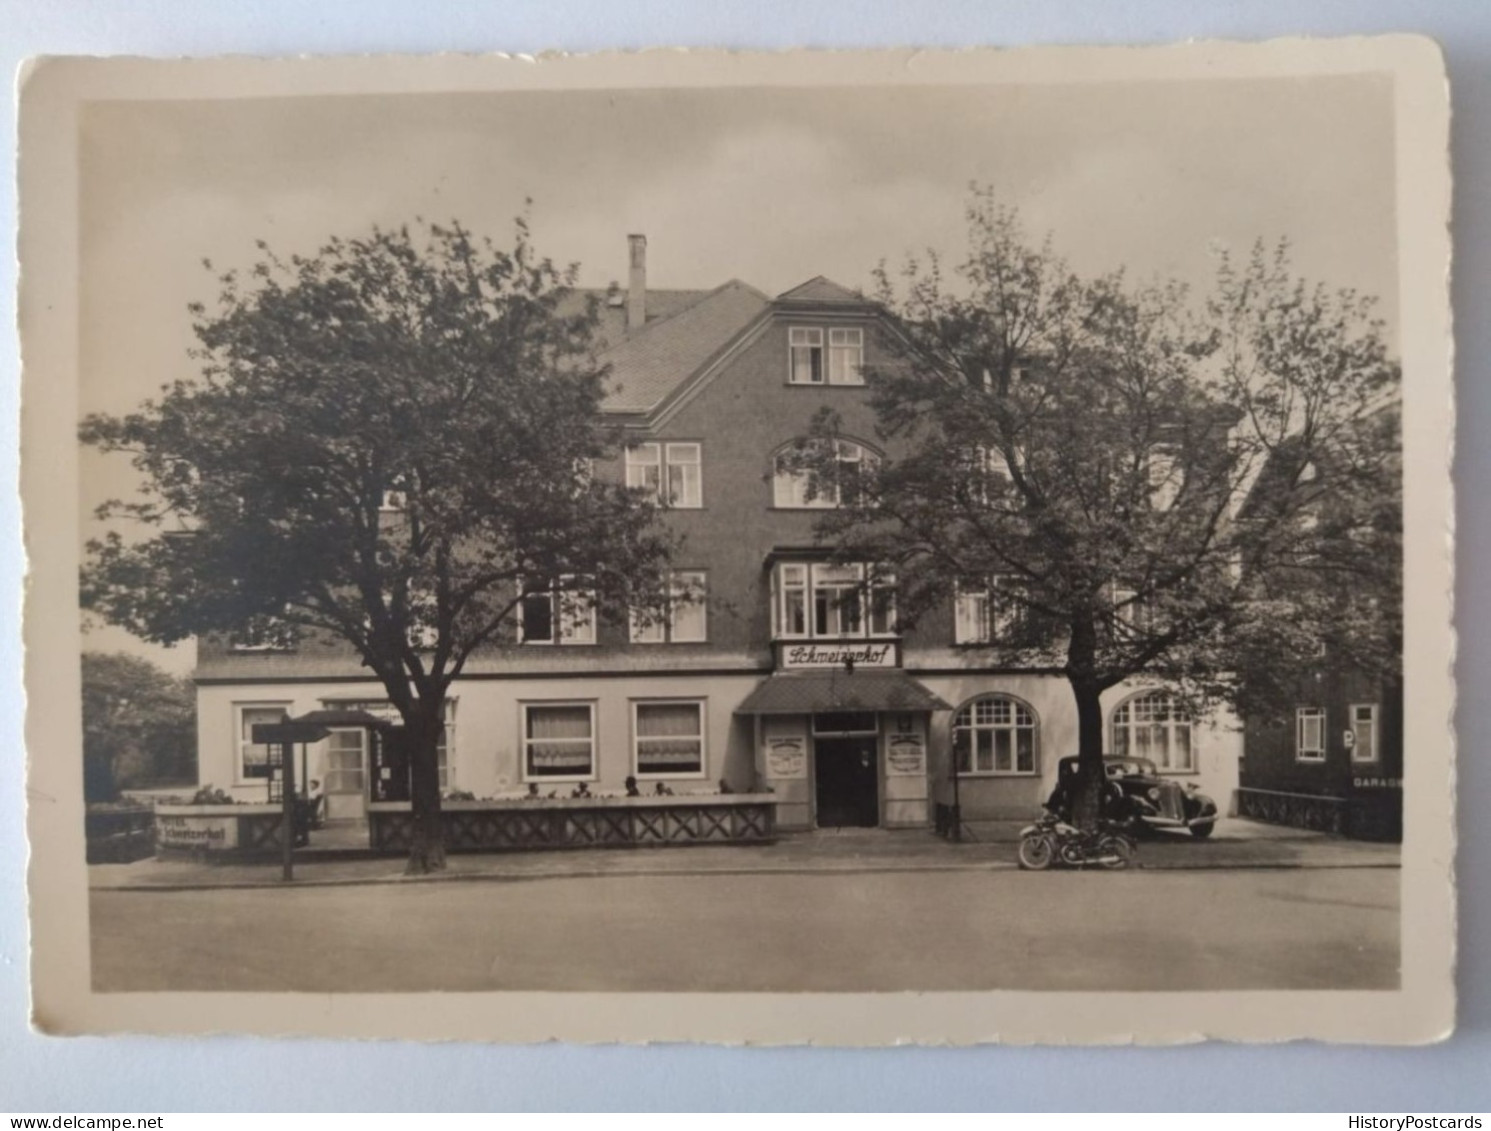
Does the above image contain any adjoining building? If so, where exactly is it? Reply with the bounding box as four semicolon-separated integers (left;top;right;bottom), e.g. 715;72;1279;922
193;236;1243;833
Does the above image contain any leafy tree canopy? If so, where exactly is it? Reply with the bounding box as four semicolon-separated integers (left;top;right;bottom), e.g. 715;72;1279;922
81;217;677;867
799;188;1400;812
81;651;196;801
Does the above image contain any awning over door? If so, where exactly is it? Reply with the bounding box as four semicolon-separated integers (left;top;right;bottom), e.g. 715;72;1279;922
735;670;951;715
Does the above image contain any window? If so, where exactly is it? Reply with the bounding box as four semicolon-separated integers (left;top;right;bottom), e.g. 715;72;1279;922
228;615;296;652
236;703;290;782
519;578;596;645
789;327;824;384
1111;585;1156;636
827;328;865;385
954;578;1026;645
1350;704;1379;763
772;562;895;639
325;698;456;791
1147;448;1182;510
791;326;864;385
630;571;708;644
1112;691;1195;773
626;442;702;508
953;696;1038;775
633;701;706;778
1296;707;1327;761
523;702;596;780
773;439;876;508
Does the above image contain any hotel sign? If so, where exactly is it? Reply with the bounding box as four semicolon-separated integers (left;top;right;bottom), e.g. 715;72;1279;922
778;641;899;669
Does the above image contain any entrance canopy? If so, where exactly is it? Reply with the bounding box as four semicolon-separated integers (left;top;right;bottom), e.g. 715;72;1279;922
736;670;951;715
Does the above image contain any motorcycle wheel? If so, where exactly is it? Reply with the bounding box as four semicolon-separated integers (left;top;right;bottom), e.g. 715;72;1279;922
1096;834;1134;870
1017;833;1055;871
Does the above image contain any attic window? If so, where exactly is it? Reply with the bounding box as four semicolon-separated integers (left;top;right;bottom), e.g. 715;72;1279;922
790;327;864;386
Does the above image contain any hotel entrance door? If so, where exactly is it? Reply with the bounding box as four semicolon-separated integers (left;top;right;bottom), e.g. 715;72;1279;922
814;735;880;828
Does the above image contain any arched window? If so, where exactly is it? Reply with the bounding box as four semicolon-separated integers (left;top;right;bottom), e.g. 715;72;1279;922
1110;690;1195;772
772;438;877;509
952;695;1038;776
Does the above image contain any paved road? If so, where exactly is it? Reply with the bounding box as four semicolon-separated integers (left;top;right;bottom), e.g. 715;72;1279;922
90;866;1398;993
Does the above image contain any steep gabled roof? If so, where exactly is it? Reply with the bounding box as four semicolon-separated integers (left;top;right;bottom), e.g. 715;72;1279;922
552;288;716;354
599;280;772;413
775;276;870;305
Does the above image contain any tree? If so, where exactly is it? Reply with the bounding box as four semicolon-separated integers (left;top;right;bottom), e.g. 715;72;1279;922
800;189;1401;824
81;651;196;802
80;218;676;871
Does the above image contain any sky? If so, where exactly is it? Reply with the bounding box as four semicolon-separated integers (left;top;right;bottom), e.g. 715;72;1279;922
77;74;1399;674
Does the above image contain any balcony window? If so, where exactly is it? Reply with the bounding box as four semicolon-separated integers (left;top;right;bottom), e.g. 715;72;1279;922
772;562;895;640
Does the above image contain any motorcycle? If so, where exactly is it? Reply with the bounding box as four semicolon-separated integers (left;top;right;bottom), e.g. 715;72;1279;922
1016;811;1136;871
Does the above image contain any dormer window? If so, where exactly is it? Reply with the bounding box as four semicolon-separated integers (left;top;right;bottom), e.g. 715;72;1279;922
789;326;864;385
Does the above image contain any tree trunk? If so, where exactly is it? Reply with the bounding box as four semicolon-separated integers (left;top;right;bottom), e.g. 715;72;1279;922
1067;610;1107;831
1070;678;1107;830
405;706;448;875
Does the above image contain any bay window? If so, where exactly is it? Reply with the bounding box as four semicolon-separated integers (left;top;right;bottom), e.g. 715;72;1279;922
772;562;896;640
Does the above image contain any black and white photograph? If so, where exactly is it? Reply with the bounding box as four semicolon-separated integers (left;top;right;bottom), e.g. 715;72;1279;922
20;41;1453;1044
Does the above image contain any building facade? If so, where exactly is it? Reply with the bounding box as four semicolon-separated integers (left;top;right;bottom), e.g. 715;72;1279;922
193;238;1243;832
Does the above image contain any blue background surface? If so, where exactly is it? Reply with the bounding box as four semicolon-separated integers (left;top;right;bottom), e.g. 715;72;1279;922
1;1;1486;1112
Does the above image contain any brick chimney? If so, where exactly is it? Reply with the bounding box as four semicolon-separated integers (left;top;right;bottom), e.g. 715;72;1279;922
627;233;647;332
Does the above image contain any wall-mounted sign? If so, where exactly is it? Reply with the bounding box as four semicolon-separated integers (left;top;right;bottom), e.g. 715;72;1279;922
778;641;898;669
1353;776;1401;790
157;814;239;850
886;719;927;776
765;737;807;779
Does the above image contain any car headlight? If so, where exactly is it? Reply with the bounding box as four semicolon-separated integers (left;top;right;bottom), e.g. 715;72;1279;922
1147;787;1160;801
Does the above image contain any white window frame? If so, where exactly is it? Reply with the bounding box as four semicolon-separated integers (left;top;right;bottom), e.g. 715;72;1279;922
323;697;456;791
827;327;865;385
773;439;876;509
1147;447;1182;511
627;442;703;508
630;570;708;644
772;561;896;640
1111;691;1198;774
227;615;297;653
631;699;708;780
234;702;292;785
1296;707;1327;762
518;577;596;646
520;701;598;783
952;695;1040;777
954;578;1024;645
1349;703;1379;764
788;327;825;385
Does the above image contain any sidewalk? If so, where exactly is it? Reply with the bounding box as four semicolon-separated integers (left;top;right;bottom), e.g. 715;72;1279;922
89;817;1401;891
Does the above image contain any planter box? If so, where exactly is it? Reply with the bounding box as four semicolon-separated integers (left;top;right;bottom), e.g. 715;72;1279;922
368;795;777;854
154;804;288;859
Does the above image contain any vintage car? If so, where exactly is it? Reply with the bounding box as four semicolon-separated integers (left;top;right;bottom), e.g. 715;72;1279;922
1053;755;1220;839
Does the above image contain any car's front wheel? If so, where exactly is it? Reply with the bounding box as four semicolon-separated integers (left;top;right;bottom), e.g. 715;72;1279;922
1190;821;1215;840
